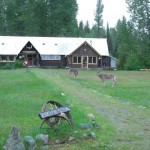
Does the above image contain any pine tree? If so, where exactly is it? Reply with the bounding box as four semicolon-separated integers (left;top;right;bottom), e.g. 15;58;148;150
126;0;150;68
106;23;113;56
94;0;104;37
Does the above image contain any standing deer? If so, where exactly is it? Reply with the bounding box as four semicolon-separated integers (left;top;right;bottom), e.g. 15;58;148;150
97;69;116;87
67;68;78;78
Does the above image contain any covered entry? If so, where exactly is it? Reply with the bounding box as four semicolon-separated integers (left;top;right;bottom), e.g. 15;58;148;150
17;41;40;66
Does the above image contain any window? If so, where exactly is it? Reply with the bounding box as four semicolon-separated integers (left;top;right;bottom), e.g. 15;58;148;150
89;57;92;63
88;57;97;64
73;56;81;64
1;56;7;61
41;55;61;60
9;56;15;61
0;55;15;61
93;57;96;63
73;57;77;63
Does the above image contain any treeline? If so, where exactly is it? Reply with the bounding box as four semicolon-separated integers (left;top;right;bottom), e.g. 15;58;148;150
0;0;149;70
0;0;78;36
108;0;150;70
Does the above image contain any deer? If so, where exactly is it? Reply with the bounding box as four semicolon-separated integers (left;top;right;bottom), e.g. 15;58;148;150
97;69;116;87
67;68;78;78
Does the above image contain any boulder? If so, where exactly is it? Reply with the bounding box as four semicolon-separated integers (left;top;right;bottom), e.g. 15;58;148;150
3;126;25;150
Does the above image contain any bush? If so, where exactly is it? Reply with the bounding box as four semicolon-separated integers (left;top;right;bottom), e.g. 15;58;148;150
124;55;144;70
2;63;16;70
1;60;23;70
14;60;23;68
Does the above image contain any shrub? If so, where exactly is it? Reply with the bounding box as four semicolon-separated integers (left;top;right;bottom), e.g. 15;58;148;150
2;63;16;69
14;60;23;68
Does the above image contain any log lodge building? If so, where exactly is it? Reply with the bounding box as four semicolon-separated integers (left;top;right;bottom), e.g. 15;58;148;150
0;36;117;69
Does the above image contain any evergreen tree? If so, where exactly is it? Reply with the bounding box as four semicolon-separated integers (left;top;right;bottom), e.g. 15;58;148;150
126;0;150;68
77;21;84;37
0;0;78;37
84;21;91;37
106;23;113;56
94;0;104;37
109;28;118;57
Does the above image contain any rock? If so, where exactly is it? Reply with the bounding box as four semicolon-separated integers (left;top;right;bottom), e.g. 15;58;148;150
36;134;49;145
90;132;96;139
68;136;75;142
80;123;93;129
87;113;95;121
3;125;25;150
55;139;61;144
24;135;36;150
82;133;88;139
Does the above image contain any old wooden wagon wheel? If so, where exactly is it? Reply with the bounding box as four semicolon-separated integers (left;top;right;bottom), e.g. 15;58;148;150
39;100;74;130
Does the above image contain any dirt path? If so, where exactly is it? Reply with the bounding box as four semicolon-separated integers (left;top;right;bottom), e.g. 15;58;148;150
34;69;150;150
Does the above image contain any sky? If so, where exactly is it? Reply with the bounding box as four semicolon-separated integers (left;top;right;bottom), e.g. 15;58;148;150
76;0;130;28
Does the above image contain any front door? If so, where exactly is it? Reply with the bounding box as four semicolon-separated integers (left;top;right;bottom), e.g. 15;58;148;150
25;54;39;66
82;56;88;68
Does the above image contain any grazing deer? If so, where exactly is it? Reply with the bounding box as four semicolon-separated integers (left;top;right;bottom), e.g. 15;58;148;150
97;69;116;87
67;68;78;78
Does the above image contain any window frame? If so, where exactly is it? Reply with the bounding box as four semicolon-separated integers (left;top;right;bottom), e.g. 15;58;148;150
41;55;61;60
88;56;97;64
0;55;16;62
73;56;81;64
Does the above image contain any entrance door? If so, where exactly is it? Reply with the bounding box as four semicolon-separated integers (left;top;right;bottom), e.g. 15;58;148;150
82;56;88;68
26;54;39;66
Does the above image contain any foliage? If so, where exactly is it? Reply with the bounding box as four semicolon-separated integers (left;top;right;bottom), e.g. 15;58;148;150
1;60;23;70
107;23;113;55
1;63;15;69
94;0;104;37
14;60;23;68
0;0;149;70
125;0;150;69
0;0;78;36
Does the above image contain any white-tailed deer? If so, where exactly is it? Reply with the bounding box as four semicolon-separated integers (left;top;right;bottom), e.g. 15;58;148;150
97;69;116;87
67;68;78;78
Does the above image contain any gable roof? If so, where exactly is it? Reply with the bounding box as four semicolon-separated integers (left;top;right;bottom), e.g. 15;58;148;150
68;41;100;56
0;36;109;56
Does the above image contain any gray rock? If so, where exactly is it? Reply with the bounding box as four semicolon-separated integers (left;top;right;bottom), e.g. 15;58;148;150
3;125;25;150
68;136;75;142
90;132;96;139
36;134;49;145
82;133;88;139
24;135;36;150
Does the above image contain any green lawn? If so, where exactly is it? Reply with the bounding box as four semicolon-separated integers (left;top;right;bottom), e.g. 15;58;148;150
0;68;150;149
74;70;150;108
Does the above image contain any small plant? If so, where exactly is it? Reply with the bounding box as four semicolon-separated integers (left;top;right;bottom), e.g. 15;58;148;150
2;63;15;69
14;60;23;68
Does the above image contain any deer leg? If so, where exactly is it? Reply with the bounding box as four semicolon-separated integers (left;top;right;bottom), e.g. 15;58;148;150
113;78;116;86
112;79;116;87
67;71;71;77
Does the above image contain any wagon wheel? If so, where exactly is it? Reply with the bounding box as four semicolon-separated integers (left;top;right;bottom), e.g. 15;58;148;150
40;100;74;130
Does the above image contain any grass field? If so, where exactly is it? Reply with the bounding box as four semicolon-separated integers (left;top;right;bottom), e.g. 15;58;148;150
0;68;150;149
